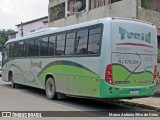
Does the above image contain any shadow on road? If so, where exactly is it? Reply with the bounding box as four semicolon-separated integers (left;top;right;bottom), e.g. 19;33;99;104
1;82;145;112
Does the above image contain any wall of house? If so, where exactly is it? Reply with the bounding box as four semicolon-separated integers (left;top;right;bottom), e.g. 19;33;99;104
8;34;17;40
17;19;48;37
137;7;160;36
49;0;137;27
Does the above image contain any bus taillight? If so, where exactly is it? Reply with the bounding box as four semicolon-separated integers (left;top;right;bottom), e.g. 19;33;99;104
105;64;114;85
153;65;157;83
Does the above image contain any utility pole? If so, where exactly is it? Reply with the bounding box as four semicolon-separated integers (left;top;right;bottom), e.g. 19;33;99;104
21;22;23;37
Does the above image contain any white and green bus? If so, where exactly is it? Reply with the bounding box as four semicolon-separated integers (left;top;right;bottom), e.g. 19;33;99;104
2;17;157;99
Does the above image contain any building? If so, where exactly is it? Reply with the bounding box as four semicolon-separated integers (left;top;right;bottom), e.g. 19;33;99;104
16;16;48;37
8;16;49;40
48;0;160;34
7;31;18;40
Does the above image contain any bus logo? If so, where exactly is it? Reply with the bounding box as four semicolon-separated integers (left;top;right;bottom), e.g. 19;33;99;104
119;27;151;44
31;60;42;68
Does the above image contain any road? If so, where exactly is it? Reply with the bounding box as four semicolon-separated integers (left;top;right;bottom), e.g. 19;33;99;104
0;77;159;120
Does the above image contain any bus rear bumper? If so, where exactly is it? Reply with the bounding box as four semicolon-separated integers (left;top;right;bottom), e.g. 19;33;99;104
100;79;156;99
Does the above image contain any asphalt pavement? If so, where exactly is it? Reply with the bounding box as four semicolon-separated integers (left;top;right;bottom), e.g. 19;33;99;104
0;77;159;120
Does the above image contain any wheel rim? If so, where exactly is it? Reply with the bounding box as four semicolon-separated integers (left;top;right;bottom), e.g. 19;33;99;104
47;81;54;96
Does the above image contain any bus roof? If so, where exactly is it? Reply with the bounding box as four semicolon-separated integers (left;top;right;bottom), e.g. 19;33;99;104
5;17;155;45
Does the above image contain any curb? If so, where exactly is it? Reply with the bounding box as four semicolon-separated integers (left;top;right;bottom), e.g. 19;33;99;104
109;100;160;112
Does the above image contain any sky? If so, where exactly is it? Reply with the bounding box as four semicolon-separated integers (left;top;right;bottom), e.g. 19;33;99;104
0;0;49;30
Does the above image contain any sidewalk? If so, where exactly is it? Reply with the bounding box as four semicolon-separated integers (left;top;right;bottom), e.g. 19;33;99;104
119;96;160;111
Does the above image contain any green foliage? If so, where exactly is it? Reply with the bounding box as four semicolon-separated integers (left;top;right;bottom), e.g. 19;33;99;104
0;29;14;45
142;0;156;11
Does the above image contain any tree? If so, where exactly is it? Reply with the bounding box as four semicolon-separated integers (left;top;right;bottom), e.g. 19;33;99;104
0;29;15;45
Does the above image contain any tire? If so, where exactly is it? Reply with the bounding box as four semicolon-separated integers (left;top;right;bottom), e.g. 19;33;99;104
9;72;15;88
45;77;57;100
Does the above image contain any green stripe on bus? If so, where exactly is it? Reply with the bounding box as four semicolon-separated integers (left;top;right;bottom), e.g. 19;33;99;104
112;64;153;86
37;60;99;78
100;79;156;98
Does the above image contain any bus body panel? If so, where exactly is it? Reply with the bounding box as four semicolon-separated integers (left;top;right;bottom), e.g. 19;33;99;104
100;18;157;98
2;57;101;98
111;19;157;87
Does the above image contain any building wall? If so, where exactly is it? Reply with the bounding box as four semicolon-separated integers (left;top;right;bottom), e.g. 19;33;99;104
17;19;48;37
138;7;160;35
49;0;137;27
8;34;17;40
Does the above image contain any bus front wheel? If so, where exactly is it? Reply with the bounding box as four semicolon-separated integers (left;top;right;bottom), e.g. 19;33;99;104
45;77;57;100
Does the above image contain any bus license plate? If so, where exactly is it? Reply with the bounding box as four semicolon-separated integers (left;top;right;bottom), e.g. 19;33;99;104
130;90;139;94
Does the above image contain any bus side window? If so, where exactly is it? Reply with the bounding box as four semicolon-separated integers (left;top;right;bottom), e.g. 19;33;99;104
9;43;14;58
40;37;49;56
18;41;24;57
56;34;66;55
49;35;56;56
28;39;35;57
75;29;88;55
13;42;18;57
34;37;41;57
88;27;101;54
23;40;28;57
65;32;75;55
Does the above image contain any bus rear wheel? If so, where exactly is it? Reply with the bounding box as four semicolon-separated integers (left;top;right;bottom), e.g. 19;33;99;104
9;72;15;88
45;77;57;100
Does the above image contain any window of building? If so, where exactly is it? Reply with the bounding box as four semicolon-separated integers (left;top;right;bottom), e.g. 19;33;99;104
50;2;65;22
75;29;88;55
89;0;108;10
65;32;75;55
40;37;48;56
49;35;56;56
89;0;122;10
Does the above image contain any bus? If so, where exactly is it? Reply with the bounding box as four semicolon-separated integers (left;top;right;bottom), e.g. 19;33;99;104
1;17;157;99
